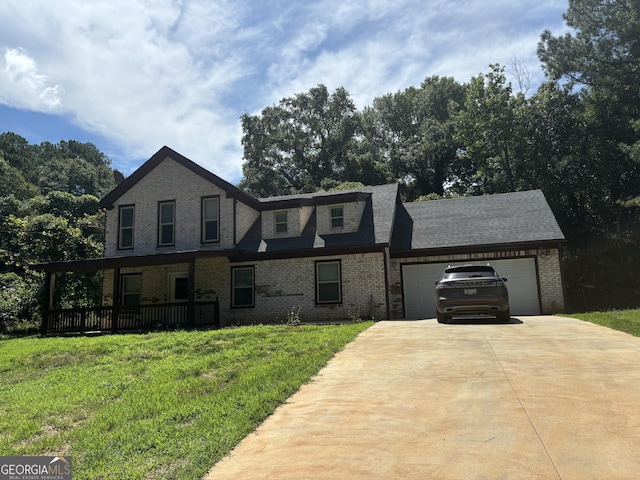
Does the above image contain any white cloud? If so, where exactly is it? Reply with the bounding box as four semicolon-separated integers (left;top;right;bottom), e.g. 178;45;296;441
0;0;569;181
1;48;64;112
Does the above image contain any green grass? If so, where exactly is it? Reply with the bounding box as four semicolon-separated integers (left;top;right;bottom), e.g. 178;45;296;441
564;308;640;337
0;323;371;479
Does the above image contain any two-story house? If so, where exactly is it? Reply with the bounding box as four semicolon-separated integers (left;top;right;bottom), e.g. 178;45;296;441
36;146;566;333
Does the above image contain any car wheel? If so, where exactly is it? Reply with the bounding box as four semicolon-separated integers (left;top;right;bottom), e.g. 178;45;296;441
436;312;448;324
497;308;511;323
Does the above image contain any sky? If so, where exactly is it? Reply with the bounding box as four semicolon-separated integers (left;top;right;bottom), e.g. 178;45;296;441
0;0;569;184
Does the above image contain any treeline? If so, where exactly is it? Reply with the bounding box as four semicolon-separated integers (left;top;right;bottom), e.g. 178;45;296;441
240;0;640;311
0;133;121;330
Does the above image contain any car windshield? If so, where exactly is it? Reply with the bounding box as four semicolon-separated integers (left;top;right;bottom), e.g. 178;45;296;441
443;267;497;280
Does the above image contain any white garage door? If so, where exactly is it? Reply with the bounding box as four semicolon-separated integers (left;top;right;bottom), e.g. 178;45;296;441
402;258;540;319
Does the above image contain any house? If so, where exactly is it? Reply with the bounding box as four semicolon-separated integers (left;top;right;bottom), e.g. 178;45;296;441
36;146;566;332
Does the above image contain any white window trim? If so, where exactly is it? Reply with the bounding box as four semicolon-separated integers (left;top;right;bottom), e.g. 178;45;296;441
274;211;288;234
330;205;344;228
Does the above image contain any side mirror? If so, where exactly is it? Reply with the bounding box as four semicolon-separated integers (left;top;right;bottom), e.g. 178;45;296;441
502;278;508;282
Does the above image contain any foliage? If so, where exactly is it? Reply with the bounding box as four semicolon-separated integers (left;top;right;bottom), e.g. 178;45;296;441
362;76;465;200
0;134;114;324
284;306;302;326
239;85;388;197
564;309;640;338
0;273;40;330
0;323;371;479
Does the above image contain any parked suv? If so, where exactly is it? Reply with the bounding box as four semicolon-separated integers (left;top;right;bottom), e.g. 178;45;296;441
435;264;510;323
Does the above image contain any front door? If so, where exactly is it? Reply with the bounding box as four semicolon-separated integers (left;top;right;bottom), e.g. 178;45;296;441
168;272;189;325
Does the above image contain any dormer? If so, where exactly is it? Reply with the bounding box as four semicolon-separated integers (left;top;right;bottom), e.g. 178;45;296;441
261;198;315;239
315;194;368;235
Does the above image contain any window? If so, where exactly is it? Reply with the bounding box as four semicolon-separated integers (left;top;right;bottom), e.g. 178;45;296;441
275;211;288;233
202;196;219;243
330;206;344;228
316;260;341;304
122;274;141;306
158;201;175;246
118;205;135;249
232;266;254;308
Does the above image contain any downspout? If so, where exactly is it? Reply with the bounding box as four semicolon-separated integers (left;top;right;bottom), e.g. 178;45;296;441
383;245;391;320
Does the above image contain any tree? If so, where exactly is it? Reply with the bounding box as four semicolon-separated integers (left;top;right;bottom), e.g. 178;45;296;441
0;156;38;200
0;132;37;182
538;0;640;95
363;76;465;200
239;85;361;197
453;65;528;194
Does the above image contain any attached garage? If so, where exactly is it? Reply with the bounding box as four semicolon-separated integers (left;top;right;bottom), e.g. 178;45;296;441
402;258;540;319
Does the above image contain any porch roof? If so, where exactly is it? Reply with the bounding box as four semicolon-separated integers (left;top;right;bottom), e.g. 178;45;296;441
31;249;230;273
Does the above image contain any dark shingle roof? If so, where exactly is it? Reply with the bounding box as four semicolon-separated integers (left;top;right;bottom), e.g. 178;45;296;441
235;183;399;254
391;190;565;252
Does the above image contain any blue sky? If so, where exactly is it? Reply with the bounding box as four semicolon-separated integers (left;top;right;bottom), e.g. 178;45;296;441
0;0;569;184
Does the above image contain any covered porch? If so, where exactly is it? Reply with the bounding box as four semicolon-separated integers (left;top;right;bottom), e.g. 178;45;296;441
34;251;227;335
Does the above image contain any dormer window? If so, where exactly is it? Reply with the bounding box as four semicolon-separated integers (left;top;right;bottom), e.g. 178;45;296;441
330;206;344;228
275;211;288;234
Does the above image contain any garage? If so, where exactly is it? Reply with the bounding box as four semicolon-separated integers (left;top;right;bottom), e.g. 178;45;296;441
402;258;540;319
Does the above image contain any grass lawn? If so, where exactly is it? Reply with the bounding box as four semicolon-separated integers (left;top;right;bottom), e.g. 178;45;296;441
0;322;371;479
564;308;640;337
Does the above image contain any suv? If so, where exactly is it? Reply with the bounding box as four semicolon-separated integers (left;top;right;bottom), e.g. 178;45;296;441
435;264;510;323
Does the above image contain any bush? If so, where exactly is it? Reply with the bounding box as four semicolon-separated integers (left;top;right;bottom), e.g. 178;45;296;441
0;272;40;331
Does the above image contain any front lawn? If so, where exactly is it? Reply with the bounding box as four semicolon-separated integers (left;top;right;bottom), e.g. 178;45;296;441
564;308;640;337
0;323;371;479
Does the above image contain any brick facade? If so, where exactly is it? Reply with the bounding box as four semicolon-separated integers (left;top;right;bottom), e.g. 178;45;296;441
102;252;387;325
104;157;255;256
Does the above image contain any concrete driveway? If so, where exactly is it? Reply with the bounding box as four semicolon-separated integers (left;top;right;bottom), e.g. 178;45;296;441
204;316;640;479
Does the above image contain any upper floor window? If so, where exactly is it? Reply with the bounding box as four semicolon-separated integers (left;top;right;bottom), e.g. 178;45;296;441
316;260;342;304
275;211;288;234
121;274;141;306
118;205;135;250
202;196;220;243
158;201;175;246
330;206;344;228
232;266;255;308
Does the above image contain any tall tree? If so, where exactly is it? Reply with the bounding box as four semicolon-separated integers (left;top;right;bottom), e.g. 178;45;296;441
453;65;527;194
538;0;640;217
538;0;640;95
239;85;361;197
363;76;465;199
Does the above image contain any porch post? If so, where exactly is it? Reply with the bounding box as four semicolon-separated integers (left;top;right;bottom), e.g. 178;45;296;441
112;267;121;333
187;257;196;327
41;271;55;335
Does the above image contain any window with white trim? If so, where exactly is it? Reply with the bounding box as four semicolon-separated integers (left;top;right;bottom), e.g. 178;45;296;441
316;260;342;304
330;206;344;228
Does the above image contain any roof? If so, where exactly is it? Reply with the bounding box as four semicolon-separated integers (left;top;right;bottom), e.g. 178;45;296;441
99;146;260;210
391;190;565;253
235;183;400;254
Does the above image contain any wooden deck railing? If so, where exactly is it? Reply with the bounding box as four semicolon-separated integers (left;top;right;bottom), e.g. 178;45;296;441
42;301;220;334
